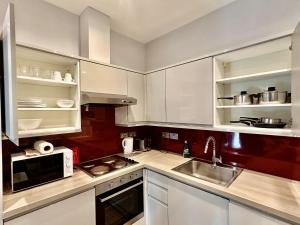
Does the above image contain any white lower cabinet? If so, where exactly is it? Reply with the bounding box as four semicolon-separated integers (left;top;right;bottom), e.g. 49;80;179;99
168;178;229;225
148;196;169;225
229;202;291;225
5;189;96;225
145;170;169;225
145;171;291;225
145;170;228;225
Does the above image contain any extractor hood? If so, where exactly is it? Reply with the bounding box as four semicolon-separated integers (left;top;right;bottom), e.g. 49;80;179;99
81;92;137;106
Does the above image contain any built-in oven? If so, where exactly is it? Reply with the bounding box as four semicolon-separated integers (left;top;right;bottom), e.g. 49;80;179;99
95;169;144;225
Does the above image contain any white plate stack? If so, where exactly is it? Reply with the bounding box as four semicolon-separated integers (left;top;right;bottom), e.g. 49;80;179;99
18;98;47;108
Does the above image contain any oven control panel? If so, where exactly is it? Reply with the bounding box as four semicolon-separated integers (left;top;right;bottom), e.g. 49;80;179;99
95;169;143;195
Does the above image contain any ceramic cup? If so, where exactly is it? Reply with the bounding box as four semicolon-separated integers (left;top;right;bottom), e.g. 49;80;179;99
64;73;73;82
52;71;62;81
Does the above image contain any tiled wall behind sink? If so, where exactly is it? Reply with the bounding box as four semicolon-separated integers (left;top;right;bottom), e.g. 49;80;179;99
148;126;300;181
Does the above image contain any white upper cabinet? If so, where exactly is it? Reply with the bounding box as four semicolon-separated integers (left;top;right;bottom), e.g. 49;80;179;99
166;58;213;125
1;3;81;144
292;21;300;136
80;60;127;95
229;202;290;225
146;70;166;122
127;72;146;122
2;3;18;145
168;178;228;225
115;71;146;125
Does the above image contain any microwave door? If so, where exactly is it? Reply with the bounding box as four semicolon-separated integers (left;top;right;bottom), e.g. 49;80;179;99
12;153;64;192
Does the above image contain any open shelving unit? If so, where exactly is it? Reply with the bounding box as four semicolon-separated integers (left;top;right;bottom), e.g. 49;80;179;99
15;46;81;138
213;36;294;136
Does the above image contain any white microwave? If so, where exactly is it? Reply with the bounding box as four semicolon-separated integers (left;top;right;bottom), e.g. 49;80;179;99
11;147;73;192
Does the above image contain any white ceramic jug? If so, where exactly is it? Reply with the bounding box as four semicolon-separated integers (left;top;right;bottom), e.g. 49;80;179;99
122;137;134;154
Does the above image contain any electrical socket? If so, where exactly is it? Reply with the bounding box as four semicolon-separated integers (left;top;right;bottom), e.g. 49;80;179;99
162;132;170;139
169;133;178;140
128;131;137;137
120;132;128;139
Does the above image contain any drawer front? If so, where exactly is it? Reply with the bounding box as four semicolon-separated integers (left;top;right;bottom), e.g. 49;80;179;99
147;170;168;189
148;182;168;204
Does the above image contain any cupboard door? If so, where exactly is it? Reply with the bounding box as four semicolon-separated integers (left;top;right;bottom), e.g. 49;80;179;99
292;21;300;135
80;61;127;95
5;189;96;225
128;72;145;122
146;70;166;122
166;58;213;125
2;3;18;145
147;196;168;225
229;202;290;225
168;178;228;225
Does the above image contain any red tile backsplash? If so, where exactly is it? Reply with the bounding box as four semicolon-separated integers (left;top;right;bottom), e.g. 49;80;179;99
2;105;147;182
148;126;300;180
3;105;300;182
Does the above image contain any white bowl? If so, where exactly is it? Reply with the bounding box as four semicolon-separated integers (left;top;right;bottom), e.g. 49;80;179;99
18;119;42;131
56;99;74;108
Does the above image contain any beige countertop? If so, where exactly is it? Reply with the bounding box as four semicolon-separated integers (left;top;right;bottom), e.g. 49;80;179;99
3;150;300;224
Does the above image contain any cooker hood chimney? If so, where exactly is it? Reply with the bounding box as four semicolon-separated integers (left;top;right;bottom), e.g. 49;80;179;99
80;7;110;63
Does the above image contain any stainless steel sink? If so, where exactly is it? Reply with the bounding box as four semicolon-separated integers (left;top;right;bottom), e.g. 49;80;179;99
172;159;242;187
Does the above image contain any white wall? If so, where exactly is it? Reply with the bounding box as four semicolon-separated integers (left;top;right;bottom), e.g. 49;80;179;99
111;31;146;72
146;0;300;71
2;0;300;72
0;0;80;56
0;0;146;71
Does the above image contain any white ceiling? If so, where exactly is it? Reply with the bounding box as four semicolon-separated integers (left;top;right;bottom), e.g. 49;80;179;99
44;0;236;43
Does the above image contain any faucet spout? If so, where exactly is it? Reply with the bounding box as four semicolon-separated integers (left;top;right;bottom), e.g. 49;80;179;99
204;136;222;166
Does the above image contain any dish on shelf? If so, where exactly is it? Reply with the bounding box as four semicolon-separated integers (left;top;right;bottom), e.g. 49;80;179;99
18;97;42;103
56;99;74;108
18;98;47;108
18;119;42;131
18;103;47;108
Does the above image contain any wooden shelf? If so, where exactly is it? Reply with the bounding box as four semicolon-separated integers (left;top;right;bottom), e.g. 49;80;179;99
17;76;77;87
18;108;78;111
216;103;292;109
214;125;295;137
18;126;81;138
216;69;291;84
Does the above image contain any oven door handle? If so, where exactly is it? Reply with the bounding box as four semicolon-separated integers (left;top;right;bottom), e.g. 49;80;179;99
97;180;143;203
